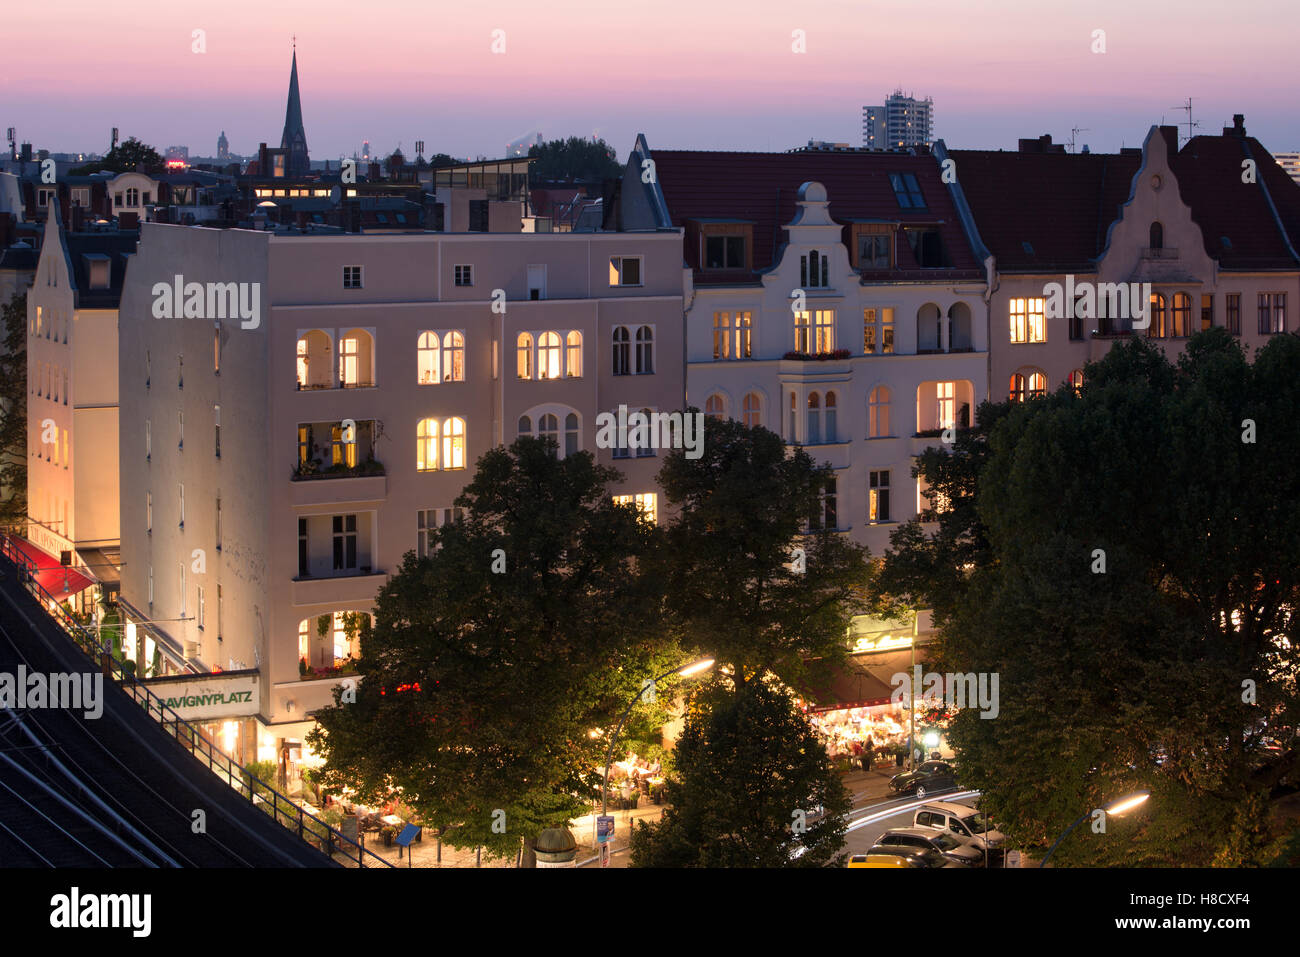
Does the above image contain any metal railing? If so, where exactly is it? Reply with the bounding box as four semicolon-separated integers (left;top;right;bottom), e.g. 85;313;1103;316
0;534;392;868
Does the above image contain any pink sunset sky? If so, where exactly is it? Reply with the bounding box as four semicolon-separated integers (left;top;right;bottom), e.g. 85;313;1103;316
4;0;1297;161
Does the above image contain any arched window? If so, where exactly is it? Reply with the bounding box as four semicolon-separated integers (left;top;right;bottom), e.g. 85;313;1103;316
1149;221;1163;250
807;392;821;444
565;331;582;377
612;326;630;375
1148;292;1167;338
297;338;309;387
824;391;837;442
868;386;891;437
517;332;533;379
1172;293;1191;338
705;394;725;420
565;413;579;456
338;336;359;386
418;332;440;384
1009;374;1027;403
417;417;438;471
126;187;139;206
1028;372;1047;399
442;331;465;382
1068;369;1084;395
442;417;466;469
538;413;558;452
538;332;561;379
635;326;654;374
742;392;761;428
518;415;532;437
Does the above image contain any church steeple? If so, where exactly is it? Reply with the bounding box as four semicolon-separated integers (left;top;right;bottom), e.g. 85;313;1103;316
280;43;310;176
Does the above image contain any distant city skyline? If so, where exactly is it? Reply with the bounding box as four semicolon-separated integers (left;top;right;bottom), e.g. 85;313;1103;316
4;0;1299;160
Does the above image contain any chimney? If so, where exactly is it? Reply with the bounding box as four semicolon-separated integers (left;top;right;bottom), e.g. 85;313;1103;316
70;205;85;232
1234;114;1245;135
1160;125;1179;154
1019;134;1056;154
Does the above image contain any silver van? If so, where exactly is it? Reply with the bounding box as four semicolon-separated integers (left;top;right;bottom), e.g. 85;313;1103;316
913;801;1006;859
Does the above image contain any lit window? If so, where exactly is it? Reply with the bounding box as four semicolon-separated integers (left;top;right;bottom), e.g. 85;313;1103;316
339;337;360;386
869;470;890;523
936;382;955;431
742;392;761;428
442;331;465;382
565;331;582;377
296;338;309;388
705;395;725;420
1010;298;1046;343
417;418;438;471
538;332;561;380
613;492;657;525
517;332;533;379
442;417;465;469
418;332;440;384
1068;370;1084;395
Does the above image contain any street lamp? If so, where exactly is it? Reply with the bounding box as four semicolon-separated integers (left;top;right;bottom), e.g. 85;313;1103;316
1039;790;1150;867
601;657;715;818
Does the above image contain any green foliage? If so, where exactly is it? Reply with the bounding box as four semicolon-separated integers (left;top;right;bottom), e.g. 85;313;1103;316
0;291;27;527
70;137;164;175
527;136;620;184
308;437;680;859
629;681;851;867
877;331;1300;866
652;416;872;691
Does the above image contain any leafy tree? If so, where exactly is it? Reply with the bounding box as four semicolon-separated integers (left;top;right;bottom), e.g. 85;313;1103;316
878;330;1300;866
527;136;620;184
0;291;27;527
70;137;164;175
629;680;851;867
308;437;679;863
653;416;872;692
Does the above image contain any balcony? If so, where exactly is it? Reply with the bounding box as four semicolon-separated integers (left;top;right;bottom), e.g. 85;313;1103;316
293;420;381;483
292;570;386;607
289;472;387;507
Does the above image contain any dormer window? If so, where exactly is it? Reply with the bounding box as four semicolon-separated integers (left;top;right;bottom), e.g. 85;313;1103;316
904;227;951;268
83;253;111;290
696;221;752;272
852;224;894;270
705;235;746;269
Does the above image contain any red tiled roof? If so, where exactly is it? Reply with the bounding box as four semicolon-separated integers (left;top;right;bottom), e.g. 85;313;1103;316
946;149;1140;271
950;128;1300;273
649;150;983;279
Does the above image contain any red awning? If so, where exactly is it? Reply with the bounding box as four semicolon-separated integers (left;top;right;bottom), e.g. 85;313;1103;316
7;537;95;601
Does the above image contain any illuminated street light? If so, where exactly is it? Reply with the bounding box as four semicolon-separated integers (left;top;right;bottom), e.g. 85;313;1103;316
1040;790;1152;867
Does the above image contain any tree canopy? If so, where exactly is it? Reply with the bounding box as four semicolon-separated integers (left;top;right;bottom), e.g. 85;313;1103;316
629;680;851;867
527;136;620;184
0;291;28;527
70;137;165;175
308;437;680;861
877;330;1300;865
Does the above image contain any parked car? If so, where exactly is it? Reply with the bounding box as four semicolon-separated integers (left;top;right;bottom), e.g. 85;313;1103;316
850;845;967;869
888;760;958;796
873;827;984;866
913;801;1006;859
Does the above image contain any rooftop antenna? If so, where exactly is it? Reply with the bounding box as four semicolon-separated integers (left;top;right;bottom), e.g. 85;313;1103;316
1171;97;1201;145
1068;127;1090;154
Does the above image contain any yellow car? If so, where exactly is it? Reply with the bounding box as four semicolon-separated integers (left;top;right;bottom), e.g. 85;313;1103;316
847;852;913;868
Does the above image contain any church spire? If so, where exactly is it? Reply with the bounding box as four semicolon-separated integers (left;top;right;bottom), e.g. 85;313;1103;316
280;45;310;176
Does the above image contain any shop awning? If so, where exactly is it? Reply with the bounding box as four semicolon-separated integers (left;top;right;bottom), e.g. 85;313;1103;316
803;649;917;713
7;537;95;601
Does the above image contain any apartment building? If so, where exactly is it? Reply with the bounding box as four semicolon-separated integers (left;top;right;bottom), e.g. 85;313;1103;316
616;137;988;721
24;200;133;604
116;222;684;773
862;91;934;150
946;117;1300;402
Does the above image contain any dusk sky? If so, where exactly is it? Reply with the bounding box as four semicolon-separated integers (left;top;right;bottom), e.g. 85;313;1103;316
5;0;1298;161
